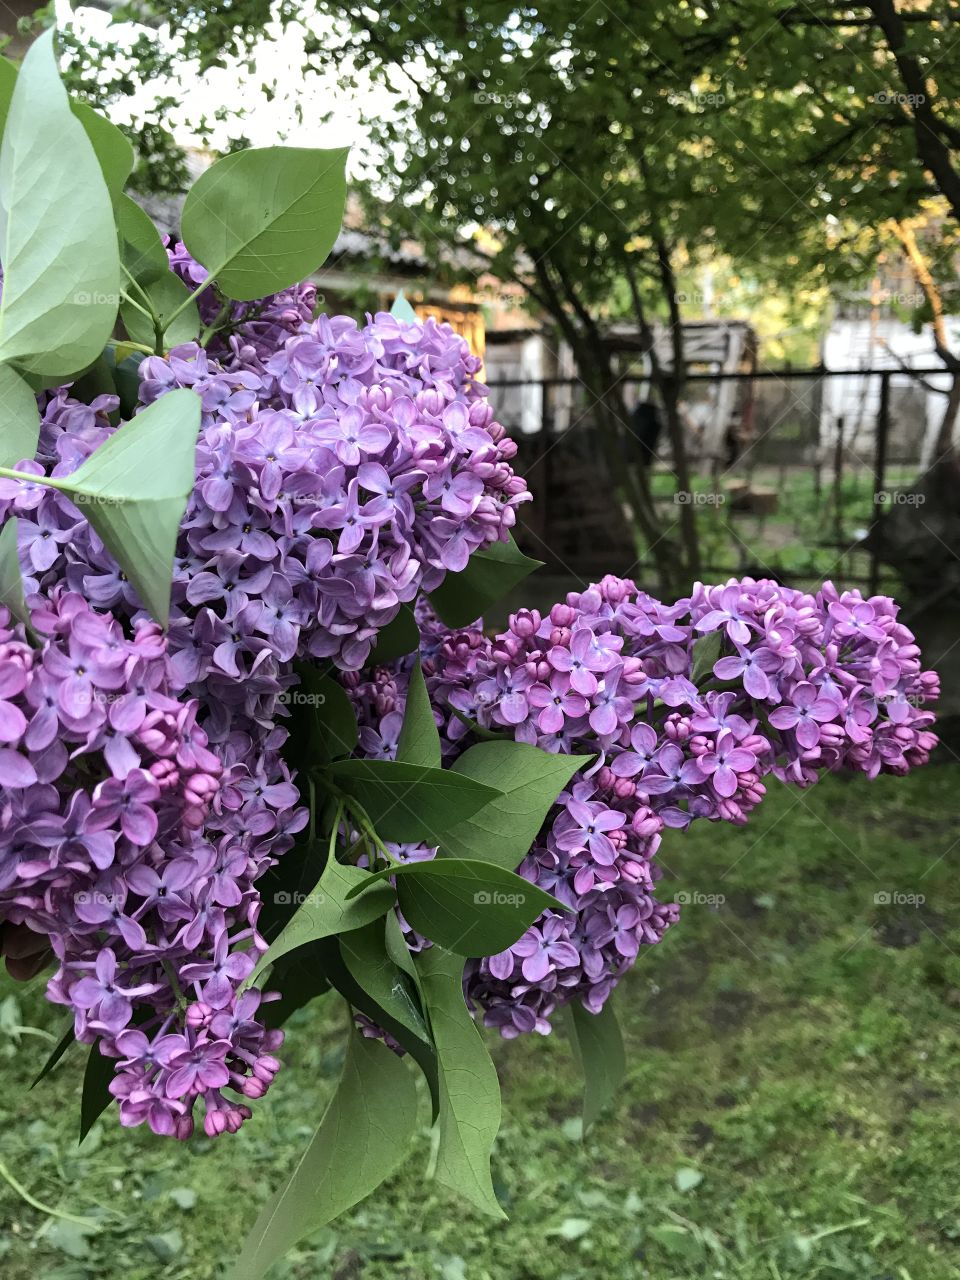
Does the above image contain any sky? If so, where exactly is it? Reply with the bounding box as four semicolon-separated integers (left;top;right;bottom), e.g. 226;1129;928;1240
59;2;404;177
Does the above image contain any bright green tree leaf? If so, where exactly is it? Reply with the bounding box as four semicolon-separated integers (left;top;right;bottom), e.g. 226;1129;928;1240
120;271;200;350
181;145;348;301
443;742;591;869
327;758;502;844
0;362;39;467
416;946;505;1218
397;659;441;769
350;856;564;957
429;535;543;629
0;31;120;378
228;1028;418;1280
71;101;135;200
248;856;395;986
334;921;439;1108
566;998;626;1131
49;388;202;625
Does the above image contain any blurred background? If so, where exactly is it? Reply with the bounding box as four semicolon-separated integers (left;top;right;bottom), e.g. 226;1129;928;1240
2;3;960;1278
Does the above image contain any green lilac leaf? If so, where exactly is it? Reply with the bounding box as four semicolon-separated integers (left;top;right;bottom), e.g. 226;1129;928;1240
52;388;202;626
181;145;348;301
70;102;135;200
443;741;592;868
116;194;169;283
566;998;626;1131
371;601;419;661
228;1028;418;1280
429;534;543;629
350;856;565;957
0;518;31;632
247;857;395;986
0;31;120;378
79;1039;114;1143
416;946;506;1218
397;659;441;769
690;629;724;684
390;289;418;322
0;361;40;467
326;758;502;844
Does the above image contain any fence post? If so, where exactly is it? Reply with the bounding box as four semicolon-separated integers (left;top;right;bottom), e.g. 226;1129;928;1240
869;370;891;596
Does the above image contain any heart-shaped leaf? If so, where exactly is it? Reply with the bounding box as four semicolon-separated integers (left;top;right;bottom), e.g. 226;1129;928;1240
327;758;502;844
349;856;564;957
228;1028;418;1280
416;947;505;1218
0;362;40;467
181;145;348;301
429;534;542;629
397;659;441;769
443;741;591;869
51;388;202;625
0;31;120;378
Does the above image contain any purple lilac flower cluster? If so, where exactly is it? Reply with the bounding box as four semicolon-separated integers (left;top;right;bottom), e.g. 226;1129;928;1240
348;576;938;1037
0;255;529;1136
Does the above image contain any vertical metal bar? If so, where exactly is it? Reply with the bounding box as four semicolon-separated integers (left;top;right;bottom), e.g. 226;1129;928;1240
870;370;891;596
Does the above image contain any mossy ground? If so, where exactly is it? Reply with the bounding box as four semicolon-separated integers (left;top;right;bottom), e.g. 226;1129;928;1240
2;763;959;1280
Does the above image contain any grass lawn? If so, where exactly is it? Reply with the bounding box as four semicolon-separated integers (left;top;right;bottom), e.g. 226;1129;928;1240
2;763;960;1280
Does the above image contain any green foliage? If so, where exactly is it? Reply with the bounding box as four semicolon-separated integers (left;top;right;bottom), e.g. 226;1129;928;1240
396;660;441;769
181;146;348;301
351;857;564;957
42;388;203;626
248;850;395;987
429;535;543;630
565;1000;626;1131
120;271;200;350
3;770;959;1278
78;1042;113;1144
326;758;502;844
0;519;31;632
416;946;505;1218
0;32;119;379
443;742;591;869
229;1026;419;1280
70;102;135;201
0;363;40;467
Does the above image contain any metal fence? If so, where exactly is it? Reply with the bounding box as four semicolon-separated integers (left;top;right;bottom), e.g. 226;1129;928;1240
486;367;946;593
